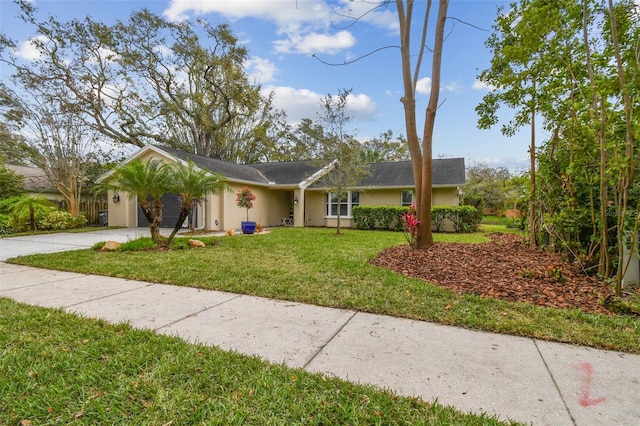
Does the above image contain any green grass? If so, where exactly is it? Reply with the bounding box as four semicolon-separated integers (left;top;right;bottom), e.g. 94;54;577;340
0;298;516;425
8;227;640;354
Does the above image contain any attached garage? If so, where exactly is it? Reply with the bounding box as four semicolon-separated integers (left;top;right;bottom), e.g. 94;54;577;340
137;193;183;228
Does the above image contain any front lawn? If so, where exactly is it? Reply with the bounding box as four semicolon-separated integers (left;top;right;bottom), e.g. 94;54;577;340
0;298;512;425
7;227;640;353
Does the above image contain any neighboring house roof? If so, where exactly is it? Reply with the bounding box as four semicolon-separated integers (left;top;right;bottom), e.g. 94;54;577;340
104;145;465;189
5;164;57;193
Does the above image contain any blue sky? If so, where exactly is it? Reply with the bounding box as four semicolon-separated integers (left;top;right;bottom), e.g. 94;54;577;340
1;0;540;171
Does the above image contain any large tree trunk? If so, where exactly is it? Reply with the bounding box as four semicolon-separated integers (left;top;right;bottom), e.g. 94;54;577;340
416;0;448;249
396;0;448;250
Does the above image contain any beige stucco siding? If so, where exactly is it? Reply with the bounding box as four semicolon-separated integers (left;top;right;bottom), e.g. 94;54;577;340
223;184;286;229
432;187;459;206
359;189;405;206
106;189;137;227
304;191;326;227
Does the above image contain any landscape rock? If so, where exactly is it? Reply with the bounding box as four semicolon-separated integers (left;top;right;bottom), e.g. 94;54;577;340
101;241;121;252
188;239;206;248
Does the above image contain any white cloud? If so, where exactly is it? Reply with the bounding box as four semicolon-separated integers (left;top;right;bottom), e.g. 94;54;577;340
472;79;496;91
164;0;394;57
267;86;323;123
245;57;278;84
332;0;399;33
14;35;47;61
266;86;376;123
273;30;355;55
444;81;463;93
345;92;377;119
164;0;331;30
416;77;431;94
416;77;466;95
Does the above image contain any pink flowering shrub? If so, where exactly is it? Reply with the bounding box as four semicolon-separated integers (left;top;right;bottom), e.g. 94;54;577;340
401;202;420;248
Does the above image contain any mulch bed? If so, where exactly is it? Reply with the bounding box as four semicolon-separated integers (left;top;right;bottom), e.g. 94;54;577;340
370;233;615;316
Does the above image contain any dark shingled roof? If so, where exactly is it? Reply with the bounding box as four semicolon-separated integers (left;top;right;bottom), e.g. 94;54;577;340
358;158;465;187
5;164;57;193
158;146;269;183
154;146;465;188
250;161;326;185
311;158;466;188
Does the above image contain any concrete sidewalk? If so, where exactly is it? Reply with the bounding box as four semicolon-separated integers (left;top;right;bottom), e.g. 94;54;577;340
1;262;639;425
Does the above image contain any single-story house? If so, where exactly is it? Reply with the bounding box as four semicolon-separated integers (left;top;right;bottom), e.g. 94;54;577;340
104;145;466;230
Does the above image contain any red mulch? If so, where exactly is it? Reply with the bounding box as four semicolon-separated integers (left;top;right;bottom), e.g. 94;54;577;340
370;233;615;315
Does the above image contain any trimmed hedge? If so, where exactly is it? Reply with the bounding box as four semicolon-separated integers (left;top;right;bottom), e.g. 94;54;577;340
352;205;481;233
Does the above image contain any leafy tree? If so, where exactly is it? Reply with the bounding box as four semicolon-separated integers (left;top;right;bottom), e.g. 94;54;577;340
360;130;410;162
463;162;512;213
0;157;25;199
166;160;226;245
7;195;56;231
0;83;112;217
1;3;285;162
277;118;326;161
0;122;34;166
317;89;370;235
478;0;639;294
475;0;580;248
105;159;173;245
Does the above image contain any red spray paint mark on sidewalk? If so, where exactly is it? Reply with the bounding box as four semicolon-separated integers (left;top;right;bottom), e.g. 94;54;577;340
574;363;606;407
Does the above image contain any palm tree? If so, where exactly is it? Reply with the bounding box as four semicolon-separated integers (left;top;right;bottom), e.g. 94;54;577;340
106;158;172;245
166;160;227;245
8;195;56;231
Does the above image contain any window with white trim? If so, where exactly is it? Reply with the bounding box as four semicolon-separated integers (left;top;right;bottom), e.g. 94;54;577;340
401;190;414;206
326;191;359;217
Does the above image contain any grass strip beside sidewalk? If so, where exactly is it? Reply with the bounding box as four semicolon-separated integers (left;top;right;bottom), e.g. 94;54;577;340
0;298;515;425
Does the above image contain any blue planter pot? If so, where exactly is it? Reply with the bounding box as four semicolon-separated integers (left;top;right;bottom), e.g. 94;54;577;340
241;221;257;234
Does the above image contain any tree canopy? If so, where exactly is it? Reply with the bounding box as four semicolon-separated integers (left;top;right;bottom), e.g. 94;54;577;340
1;2;287;163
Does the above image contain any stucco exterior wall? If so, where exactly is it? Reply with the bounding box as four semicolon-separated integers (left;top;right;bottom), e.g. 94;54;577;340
223;184;277;230
106;190;136;227
303;190;327;227
359;189;405;206
433;187;460;206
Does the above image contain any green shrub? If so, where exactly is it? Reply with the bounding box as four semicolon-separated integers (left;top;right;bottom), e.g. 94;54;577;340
37;211;88;230
352;206;408;231
0;214;14;235
353;205;481;233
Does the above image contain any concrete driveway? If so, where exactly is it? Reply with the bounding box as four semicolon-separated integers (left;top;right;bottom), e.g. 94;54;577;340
0;227;166;261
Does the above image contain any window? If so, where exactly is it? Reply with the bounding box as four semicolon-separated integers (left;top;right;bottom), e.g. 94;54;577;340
401;190;414;206
326;191;359;217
